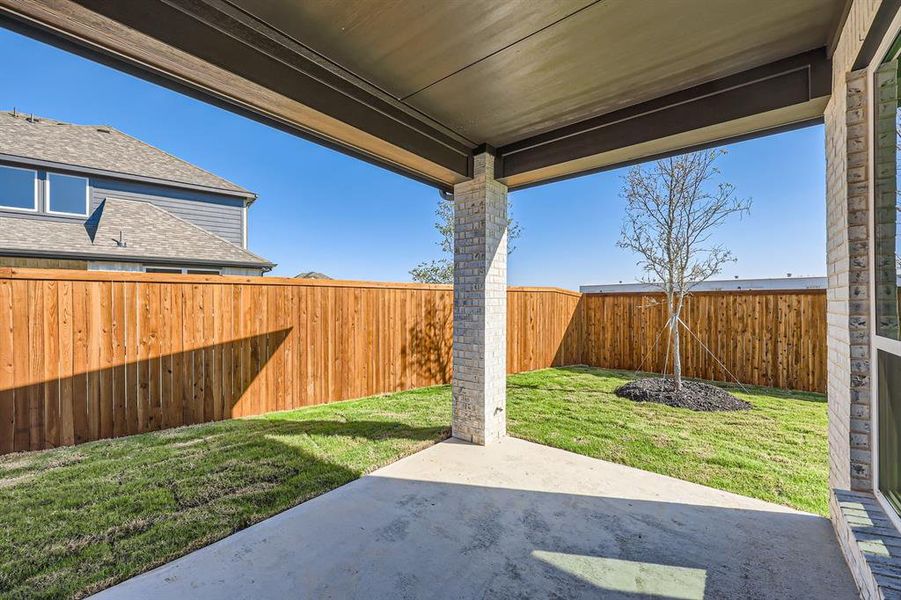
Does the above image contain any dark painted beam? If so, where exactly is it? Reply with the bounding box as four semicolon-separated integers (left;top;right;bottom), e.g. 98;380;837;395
0;0;840;193
505;117;823;192
853;0;901;69
497;49;831;184
0;1;473;190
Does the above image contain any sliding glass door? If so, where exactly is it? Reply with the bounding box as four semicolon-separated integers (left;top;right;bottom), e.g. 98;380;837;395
875;32;901;515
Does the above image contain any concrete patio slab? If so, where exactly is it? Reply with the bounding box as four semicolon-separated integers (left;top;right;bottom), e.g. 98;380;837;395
92;438;856;599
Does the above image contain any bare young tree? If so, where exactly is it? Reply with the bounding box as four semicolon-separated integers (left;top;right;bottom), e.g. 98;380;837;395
618;149;750;390
410;193;521;284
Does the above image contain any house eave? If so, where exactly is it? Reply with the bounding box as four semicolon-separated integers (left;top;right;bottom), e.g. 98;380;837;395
0;248;274;271
0;152;256;200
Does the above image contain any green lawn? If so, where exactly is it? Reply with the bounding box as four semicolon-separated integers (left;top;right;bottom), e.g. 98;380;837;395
507;367;828;516
0;366;827;599
0;388;452;599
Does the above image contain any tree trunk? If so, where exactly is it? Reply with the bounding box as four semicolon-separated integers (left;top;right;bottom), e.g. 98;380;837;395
671;295;684;391
672;317;682;390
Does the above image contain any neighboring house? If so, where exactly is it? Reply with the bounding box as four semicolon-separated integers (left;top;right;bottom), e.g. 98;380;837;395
580;276;828;294
295;271;331;279
0;111;273;275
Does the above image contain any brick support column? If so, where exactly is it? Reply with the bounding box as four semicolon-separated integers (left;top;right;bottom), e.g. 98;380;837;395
827;68;873;493
822;2;892;596
452;150;507;445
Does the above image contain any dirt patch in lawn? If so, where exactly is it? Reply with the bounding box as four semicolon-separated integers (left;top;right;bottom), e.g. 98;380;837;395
615;378;751;412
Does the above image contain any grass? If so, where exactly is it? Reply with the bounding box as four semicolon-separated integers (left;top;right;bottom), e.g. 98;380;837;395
506;367;828;516
0;366;827;598
0;388;452;599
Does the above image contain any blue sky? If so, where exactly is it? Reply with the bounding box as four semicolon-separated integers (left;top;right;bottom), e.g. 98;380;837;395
0;27;826;290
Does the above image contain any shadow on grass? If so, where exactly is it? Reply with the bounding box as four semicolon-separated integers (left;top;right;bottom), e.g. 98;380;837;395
538;365;827;403
508;383;615;395
213;417;450;443
508;366;635;395
0;414;451;599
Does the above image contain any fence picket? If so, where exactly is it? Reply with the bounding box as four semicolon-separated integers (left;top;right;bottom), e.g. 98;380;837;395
0;268;828;453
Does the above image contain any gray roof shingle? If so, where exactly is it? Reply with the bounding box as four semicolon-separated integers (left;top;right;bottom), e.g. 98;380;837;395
0;198;272;268
0;111;252;196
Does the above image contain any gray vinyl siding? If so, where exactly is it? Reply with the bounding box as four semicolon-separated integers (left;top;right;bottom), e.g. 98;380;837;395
89;262;264;276
90;177;246;246
0;162;247;247
87;261;143;272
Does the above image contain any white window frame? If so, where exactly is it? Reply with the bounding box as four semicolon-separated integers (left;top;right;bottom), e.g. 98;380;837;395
867;9;901;533
0;164;39;213
242;203;248;248
45;172;90;217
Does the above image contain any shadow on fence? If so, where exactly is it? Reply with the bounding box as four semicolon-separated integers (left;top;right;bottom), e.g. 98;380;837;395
2;329;290;453
402;302;452;386
552;297;586;368
0;270;827;455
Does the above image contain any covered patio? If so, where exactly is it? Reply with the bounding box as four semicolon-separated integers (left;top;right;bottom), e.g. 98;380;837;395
0;0;844;442
1;0;899;597
93;437;855;600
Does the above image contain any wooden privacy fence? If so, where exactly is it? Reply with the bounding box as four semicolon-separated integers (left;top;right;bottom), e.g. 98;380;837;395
580;291;827;393
0;269;579;453
0;268;826;454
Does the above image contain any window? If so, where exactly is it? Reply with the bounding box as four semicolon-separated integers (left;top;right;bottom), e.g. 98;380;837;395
874;29;901;522
874;37;901;340
144;266;221;275
0;165;37;211
46;173;89;216
879;351;901;514
186;269;221;275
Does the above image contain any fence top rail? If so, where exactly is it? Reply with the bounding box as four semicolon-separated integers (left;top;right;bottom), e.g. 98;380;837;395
0;267;580;295
0;268;824;297
508;286;582;297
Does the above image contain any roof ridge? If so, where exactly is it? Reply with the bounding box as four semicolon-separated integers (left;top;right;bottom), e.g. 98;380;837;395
1;110;104;128
109;198;272;266
100;126;254;196
0;110;255;197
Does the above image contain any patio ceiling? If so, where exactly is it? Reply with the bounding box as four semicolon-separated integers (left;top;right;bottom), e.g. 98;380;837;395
0;0;846;190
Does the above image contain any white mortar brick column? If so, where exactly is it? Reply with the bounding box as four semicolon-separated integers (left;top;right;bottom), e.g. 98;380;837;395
825;0;884;495
824;2;891;598
452;149;507;445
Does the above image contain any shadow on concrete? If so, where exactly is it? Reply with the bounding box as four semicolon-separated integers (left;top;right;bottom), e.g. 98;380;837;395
0;411;451;598
93;439;856;600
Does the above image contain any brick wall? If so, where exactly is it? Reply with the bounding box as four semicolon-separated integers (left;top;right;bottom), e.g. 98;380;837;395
826;1;895;597
451;151;508;445
826;0;881;497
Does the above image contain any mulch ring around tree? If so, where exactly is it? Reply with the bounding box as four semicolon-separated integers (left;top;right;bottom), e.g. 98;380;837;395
614;378;752;412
